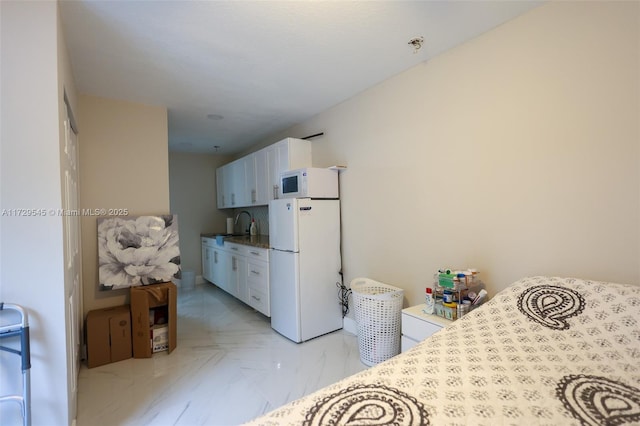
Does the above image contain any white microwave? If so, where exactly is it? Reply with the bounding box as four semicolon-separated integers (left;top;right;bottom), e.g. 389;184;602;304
279;168;339;199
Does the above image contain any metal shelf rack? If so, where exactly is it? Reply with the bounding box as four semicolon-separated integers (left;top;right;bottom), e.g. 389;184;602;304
0;303;31;426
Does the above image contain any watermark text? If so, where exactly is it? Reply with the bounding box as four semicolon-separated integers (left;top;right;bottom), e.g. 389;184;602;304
1;208;129;217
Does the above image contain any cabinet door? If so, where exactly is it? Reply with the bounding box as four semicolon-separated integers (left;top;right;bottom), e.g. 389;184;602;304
266;142;286;201
222;160;244;207
253;149;269;205
216;167;225;209
243;154;258;206
287;138;312;170
229;253;246;301
202;242;212;282
211;247;228;290
265;139;312;201
231;159;247;207
223;162;235;207
221;244;243;298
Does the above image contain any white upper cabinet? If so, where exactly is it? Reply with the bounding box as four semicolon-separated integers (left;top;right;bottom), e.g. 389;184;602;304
265;142;287;201
231;158;247;207
265;138;312;202
219;158;246;208
216;137;311;209
244;153;259;206
253;149;269;205
216;167;225;208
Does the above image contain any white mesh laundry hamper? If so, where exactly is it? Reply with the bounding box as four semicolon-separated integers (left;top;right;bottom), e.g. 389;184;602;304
351;277;404;366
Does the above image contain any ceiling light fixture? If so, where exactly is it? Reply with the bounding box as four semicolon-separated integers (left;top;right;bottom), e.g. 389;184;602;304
207;114;224;120
213;145;220;152
408;36;424;54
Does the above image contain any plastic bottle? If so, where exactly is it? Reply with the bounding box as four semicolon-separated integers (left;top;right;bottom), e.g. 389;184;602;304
249;219;257;236
443;289;453;304
424;287;435;314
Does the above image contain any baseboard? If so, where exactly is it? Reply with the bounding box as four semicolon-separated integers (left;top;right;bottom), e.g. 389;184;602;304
174;275;205;288
343;316;357;336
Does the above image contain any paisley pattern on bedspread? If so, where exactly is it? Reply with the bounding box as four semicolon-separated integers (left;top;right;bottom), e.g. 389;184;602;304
303;384;429;426
517;285;585;330
245;277;640;426
556;374;640;426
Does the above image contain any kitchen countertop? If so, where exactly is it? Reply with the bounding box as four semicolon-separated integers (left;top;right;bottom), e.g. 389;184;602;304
201;233;270;250
200;232;225;239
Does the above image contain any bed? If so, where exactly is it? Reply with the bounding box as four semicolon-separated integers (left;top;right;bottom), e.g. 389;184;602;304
245;276;640;425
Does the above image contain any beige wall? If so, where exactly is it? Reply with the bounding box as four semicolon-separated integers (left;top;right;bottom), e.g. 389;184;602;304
79;94;170;314
169;152;230;277
262;1;640;306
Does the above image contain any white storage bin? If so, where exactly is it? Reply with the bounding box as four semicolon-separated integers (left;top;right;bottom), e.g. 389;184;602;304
351;277;404;366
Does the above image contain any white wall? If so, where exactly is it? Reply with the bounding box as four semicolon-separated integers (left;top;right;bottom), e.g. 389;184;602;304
261;1;640;307
0;1;72;424
78;94;170;314
169;152;230;277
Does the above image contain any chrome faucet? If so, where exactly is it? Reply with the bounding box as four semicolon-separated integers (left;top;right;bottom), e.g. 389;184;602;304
234;210;252;234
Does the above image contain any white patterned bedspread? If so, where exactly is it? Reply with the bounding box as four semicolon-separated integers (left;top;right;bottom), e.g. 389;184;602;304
245;276;640;426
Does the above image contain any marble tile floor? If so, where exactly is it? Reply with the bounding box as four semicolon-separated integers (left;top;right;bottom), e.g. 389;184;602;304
76;284;366;426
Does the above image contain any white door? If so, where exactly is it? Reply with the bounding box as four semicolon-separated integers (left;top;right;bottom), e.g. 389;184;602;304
61;109;82;418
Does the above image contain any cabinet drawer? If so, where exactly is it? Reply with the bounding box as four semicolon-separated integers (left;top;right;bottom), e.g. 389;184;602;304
225;242;243;254
247;287;269;317
246;247;269;261
246;261;268;283
401;313;444;342
401;335;419;353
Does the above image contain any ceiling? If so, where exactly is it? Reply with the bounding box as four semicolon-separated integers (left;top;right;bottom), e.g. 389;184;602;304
59;1;541;155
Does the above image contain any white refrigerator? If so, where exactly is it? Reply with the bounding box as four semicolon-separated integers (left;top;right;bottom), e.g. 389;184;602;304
269;197;343;343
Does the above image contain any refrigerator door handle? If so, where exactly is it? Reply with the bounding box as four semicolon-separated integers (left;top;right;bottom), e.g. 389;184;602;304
271;248;297;254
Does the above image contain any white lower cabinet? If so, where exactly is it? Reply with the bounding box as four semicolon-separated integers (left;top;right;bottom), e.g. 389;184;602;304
225;242;245;300
246;255;269;317
211;246;229;292
203;239;270;316
201;238;214;283
401;304;451;352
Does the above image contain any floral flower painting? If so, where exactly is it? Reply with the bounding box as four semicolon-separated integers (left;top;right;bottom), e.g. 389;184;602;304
98;215;180;290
